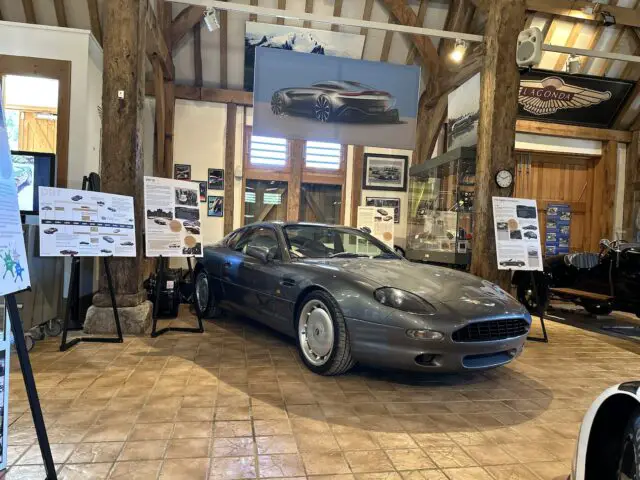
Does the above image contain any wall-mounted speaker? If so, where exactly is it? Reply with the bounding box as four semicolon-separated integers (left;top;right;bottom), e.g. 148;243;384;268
516;27;542;68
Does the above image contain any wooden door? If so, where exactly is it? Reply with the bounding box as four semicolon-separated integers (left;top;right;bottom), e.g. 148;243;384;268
514;152;595;253
19;110;57;153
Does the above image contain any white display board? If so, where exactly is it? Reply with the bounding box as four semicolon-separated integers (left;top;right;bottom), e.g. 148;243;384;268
357;206;394;249
492;197;544;271
38;187;136;257
144;176;203;257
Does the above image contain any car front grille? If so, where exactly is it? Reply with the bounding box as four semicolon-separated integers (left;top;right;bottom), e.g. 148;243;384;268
452;319;530;342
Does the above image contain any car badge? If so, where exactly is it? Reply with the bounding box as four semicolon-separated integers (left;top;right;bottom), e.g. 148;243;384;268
461;297;496;308
519;76;612;116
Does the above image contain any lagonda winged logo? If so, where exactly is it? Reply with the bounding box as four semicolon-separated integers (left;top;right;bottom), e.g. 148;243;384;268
519;76;612;116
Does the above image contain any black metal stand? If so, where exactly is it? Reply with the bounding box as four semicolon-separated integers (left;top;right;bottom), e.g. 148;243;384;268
6;294;57;479
150;255;203;337
527;270;549;343
60;256;123;351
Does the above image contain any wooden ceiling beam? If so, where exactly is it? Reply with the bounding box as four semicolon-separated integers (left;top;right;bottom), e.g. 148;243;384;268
380;18;395;62
194;22;203;87
171;5;206;48
600;27;626;77
553;21;582;71
146;0;174;80
220;6;228;88
526;0;640;29
146;82;253;106
53;0;68;27
406;0;429;65
303;0;313;28
87;0;102;46
360;0;375;36
331;0;343;32
22;0;36;24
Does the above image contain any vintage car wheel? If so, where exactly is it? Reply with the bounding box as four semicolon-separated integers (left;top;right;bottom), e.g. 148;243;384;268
296;290;355;376
271;92;285;116
516;274;549;314
583;301;613;316
195;270;221;318
617;408;640;480
314;95;333;123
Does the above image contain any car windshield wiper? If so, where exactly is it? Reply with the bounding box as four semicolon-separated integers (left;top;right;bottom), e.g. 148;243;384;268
328;252;370;258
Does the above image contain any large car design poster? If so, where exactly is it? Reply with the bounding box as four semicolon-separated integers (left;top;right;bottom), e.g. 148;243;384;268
144;176;203;258
253;48;421;150
492;197;543;271
38;187;136;257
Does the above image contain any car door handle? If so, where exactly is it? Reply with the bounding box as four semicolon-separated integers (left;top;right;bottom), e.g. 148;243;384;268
280;278;296;287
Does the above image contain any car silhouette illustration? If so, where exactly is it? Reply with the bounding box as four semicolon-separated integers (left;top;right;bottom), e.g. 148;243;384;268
185;226;200;235
154;218;167;226
103;236;114;244
107;207;116;212
71;195;82;201
97;201;105;206
120;241;134;247
100;249;112;254
500;259;525;267
377;208;389;216
496;222;508;231
522;224;538;230
43;228;57;234
41;206;52;211
524;231;538;239
60;250;78;256
271;81;400;124
80;241;90;246
510;230;523;240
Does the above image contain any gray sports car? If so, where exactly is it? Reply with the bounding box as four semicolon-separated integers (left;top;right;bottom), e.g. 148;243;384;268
195;222;532;375
271;81;400;124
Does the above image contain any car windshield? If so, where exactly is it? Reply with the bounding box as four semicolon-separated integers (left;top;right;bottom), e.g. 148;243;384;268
283;225;398;260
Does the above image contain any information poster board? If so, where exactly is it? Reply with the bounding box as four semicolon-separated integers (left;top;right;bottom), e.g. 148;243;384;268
492;197;543;271
38;187;136;257
144;176;203;257
357;206;394;249
545;204;571;256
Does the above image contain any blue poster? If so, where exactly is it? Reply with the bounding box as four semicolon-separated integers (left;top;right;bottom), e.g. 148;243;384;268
253;48;421;150
0;88;30;295
545;204;571;256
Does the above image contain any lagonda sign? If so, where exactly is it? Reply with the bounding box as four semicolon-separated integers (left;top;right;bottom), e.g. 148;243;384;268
518;69;633;128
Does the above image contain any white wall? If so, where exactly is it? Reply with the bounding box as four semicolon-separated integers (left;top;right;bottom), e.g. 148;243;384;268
0;22;98;187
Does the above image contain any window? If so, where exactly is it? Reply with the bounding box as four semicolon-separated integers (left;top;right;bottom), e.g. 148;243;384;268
305;141;342;170
250;135;288;167
244;179;288;225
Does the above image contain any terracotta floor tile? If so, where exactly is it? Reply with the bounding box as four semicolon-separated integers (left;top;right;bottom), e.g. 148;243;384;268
214;421;254;438
344;450;394;473
5;465;48;479
68;442;124;464
255;420;292;436
462;445;515;466
442;467;493;480
128;422;174;441
108;460;162;479
295;432;340;452
301;451;351;475
15;443;75;465
385;449;435;471
426;447;477;469
118;440;167;461
58;462;113;480
166;438;211;458
484;464;539;480
160;457;210;479
525;461;571;479
173;421;214;439
258;454;305;477
500;443;558;463
399;471;448;480
83;424;132;443
208;456;256;480
335;432;379;451
256;436;298;455
212;437;257;457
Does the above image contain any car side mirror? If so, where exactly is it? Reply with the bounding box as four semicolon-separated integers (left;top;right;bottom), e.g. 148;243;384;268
246;245;273;263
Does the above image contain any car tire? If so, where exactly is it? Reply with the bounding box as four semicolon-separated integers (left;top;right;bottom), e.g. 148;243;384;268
271;92;285;116
516;274;549;314
583;301;613;316
195;270;221;319
617;407;640;480
314;95;333;123
296;290;355;376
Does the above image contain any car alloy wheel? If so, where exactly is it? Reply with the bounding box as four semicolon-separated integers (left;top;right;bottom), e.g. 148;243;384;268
195;271;210;315
298;299;335;366
271;93;285;116
314;96;332;123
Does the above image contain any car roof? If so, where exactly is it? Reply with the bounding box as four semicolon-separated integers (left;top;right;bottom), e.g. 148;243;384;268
235;221;359;231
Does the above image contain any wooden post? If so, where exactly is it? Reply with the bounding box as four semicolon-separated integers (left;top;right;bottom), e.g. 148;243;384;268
162;1;175;179
152;57;165;177
470;0;526;286
623;131;639;241
350;146;364;227
94;0;149;309
590;140;618;250
224;104;237;235
288;140;304;221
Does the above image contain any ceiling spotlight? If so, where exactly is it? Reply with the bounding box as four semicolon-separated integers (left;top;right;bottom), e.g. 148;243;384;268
450;39;467;63
565;54;581;74
599;10;616;27
204;6;220;32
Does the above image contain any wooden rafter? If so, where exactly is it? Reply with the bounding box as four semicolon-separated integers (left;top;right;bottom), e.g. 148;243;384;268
193;22;203;87
331;0;343;32
87;0;102;46
220;4;228;88
303;0;313;28
602;0;640;77
614;79;640;128
580;0;621;75
526;0;640;28
249;0;258;22
146;0;174;80
406;0;429;65
360;0;375;36
276;0;286;26
599;28;626;77
171;5;206;48
22;0;36;24
380;17;395;62
53;0;67;27
553;21;582;71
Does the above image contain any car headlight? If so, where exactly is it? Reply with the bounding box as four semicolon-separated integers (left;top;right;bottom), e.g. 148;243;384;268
374;287;436;314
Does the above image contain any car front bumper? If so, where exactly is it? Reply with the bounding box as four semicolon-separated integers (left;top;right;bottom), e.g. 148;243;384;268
345;317;527;372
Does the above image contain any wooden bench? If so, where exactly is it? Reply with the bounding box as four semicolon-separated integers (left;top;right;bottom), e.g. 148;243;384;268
550;287;613;302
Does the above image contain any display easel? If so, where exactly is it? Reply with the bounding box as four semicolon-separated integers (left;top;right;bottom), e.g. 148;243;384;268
59;255;123;351
150;255;204;337
6;293;57;478
526;270;549;343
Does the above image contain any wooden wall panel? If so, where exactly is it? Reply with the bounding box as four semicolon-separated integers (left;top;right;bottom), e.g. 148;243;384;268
589;140;617;251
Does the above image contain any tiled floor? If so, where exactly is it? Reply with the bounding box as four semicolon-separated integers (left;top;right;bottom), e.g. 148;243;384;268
3;308;640;480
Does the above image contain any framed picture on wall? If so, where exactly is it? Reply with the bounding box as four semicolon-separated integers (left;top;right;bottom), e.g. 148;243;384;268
208;168;224;190
208;196;223;217
365;197;401;224
174;164;191;181
193;181;207;203
362;154;408;192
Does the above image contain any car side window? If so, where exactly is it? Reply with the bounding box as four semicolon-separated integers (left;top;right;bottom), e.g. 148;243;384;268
225;229;245;250
236;227;281;260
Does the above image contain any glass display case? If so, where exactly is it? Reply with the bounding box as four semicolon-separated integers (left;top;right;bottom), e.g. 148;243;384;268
407;147;476;266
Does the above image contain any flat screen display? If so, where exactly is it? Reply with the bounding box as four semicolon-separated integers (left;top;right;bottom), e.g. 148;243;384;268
11;151;56;215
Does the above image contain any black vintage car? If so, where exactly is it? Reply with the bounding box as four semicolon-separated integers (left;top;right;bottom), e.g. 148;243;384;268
513;239;640;316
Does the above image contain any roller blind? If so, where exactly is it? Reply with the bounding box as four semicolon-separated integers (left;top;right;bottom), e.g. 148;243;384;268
250;135;288;167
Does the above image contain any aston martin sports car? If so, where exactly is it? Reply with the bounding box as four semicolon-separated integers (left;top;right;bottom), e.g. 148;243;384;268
194;222;532;375
570;382;640;479
270;81;400;124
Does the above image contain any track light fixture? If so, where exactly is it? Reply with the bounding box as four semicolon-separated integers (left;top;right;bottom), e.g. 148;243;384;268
204;7;221;32
450;39;467;63
565;54;581;74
